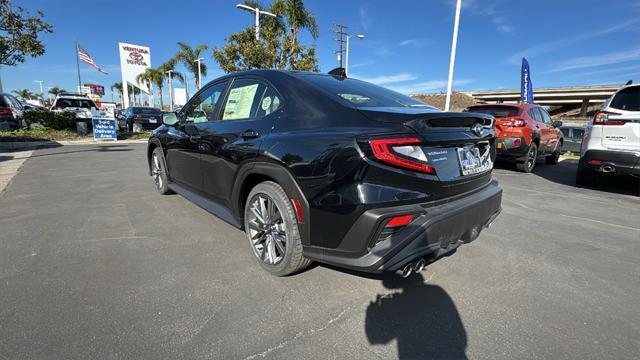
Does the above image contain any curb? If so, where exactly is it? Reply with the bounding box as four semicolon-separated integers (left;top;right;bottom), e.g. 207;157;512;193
0;139;148;150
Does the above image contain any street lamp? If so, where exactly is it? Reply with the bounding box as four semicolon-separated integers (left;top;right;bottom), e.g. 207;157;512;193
345;34;364;76
445;0;462;112
195;57;204;90
34;80;44;102
166;70;174;111
236;3;278;41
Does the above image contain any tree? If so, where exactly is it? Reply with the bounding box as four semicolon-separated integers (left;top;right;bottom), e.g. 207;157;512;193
174;42;208;89
212;0;318;73
47;86;63;97
136;67;166;109
110;82;123;107
11;88;33;99
0;0;53;66
270;0;318;67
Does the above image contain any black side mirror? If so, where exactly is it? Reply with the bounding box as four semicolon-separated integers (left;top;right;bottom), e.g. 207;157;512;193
553;120;563;128
162;112;178;126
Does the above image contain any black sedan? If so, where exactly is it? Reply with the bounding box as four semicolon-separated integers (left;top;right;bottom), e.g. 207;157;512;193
120;106;162;132
147;70;502;277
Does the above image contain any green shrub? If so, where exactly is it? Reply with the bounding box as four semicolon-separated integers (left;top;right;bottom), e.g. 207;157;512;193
23;110;77;130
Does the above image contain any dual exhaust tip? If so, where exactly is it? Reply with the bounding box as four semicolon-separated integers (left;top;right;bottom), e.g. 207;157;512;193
399;258;427;278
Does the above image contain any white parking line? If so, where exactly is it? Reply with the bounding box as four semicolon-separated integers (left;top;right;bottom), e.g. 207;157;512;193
559;214;640;232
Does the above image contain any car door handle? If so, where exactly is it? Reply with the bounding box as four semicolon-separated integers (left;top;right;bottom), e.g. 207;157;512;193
240;130;260;139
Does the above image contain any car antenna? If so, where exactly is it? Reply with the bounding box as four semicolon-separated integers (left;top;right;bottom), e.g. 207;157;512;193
625;80;633;85
328;67;347;79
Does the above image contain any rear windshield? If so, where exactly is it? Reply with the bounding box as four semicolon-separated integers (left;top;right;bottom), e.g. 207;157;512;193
466;106;521;118
0;96;9;107
609;86;640;111
298;74;434;108
55;98;96;109
133;107;161;115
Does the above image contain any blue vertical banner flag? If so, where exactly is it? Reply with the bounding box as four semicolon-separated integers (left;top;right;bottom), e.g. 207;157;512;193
521;57;534;103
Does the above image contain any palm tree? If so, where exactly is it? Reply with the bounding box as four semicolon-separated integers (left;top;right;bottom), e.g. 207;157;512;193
12;89;34;99
110;82;124;108
271;0;318;65
158;59;185;110
48;86;64;97
137;67;166;109
174;42;208;89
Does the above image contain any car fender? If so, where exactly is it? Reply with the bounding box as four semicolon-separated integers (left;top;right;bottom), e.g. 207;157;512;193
232;160;311;245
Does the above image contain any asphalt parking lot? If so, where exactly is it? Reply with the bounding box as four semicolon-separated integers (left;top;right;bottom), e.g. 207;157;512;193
1;143;639;359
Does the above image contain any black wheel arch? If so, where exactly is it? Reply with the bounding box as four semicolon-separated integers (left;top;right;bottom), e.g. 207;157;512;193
147;138;164;176
233;161;311;245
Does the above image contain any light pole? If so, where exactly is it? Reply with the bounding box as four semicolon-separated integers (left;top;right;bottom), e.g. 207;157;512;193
445;0;462;112
345;34;364;76
166;70;174;111
236;3;278;41
195;57;204;90
34;80;44;102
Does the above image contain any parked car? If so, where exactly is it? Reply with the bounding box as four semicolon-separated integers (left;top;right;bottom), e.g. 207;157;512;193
465;103;564;172
20;101;48;112
147;70;503;277
0;93;25;130
50;92;98;127
559;125;585;154
120;106;162;132
577;83;640;185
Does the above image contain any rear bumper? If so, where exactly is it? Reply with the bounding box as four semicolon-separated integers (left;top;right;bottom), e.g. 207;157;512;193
495;137;528;160
303;179;503;273
580;149;640;177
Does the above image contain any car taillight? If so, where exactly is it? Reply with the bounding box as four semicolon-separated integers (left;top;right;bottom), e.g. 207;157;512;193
368;137;435;174
51;106;62;110
593;111;624;125
0;107;12;115
501;116;526;127
386;214;414;227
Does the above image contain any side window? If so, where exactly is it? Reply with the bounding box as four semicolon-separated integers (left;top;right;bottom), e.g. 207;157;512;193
221;79;281;121
183;81;227;123
7;95;22;110
539;108;552;125
572;128;584;140
528;108;542;123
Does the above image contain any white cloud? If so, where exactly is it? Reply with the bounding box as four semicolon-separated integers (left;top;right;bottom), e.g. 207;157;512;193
508;18;640;64
387;79;474;94
562;64;640;79
351;73;417;85
349;60;375;69
543;48;640;74
399;39;425;47
359;3;371;31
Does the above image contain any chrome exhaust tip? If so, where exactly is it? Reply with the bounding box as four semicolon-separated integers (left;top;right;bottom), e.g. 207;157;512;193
400;263;414;278
414;259;426;273
601;164;615;173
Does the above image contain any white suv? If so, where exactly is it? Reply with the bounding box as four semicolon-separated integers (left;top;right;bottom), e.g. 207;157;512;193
577;83;640;185
50;92;97;122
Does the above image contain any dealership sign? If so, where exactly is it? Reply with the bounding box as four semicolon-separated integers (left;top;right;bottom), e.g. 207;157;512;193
118;42;152;108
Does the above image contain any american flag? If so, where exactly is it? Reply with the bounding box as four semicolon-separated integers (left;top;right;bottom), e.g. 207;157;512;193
77;44;108;75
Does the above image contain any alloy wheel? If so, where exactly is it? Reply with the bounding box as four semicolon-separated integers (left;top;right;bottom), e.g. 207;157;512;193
247;195;287;265
152;153;163;190
526;145;537;170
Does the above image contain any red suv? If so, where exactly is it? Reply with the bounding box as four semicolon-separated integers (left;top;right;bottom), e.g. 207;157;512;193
465;104;564;172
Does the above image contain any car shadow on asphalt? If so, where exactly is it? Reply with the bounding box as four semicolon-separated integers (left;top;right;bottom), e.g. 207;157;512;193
0;144;134;162
494;159;639;196
364;273;468;359
535;159;639;196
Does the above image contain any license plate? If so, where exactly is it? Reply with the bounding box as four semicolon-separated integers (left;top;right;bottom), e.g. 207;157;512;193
457;145;492;176
148;118;157;123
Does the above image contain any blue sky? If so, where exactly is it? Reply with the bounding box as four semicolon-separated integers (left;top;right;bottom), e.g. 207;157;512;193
4;0;640;102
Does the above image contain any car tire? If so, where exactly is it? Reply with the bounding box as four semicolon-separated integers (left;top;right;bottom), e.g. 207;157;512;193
545;142;561;165
516;142;537;173
151;147;172;195
244;181;311;276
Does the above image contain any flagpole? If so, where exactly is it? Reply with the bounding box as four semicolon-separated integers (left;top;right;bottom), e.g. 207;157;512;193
75;41;82;93
445;0;462;112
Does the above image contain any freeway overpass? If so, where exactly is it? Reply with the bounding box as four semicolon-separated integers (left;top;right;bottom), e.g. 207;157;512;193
466;84;623;117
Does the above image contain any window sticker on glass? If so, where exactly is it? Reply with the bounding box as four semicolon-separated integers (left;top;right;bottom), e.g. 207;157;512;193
223;84;259;120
